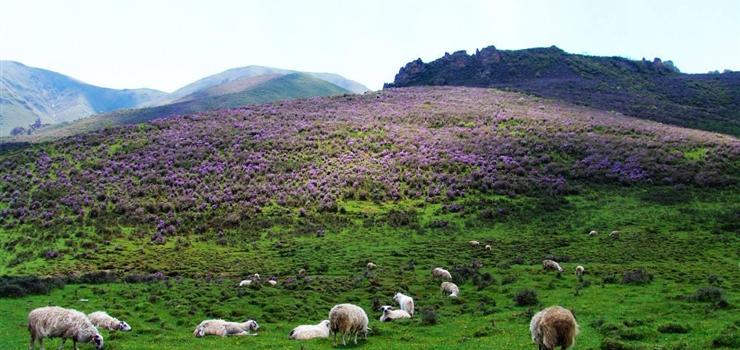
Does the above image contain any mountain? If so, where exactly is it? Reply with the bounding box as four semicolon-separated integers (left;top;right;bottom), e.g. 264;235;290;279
0;87;737;349
385;46;740;136
0;61;166;136
16;73;351;141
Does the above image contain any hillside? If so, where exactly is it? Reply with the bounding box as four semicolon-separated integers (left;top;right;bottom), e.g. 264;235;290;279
385;46;740;136
0;61;166;136
0;87;737;348
12;73;350;142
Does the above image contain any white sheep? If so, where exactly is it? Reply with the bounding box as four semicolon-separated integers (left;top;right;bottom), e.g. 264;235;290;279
378;305;411;322
432;267;452;280
328;303;369;346
88;311;132;331
542;259;564;273
238;273;261;287
28;306;104;350
530;306;579;350
392;292;414;316
267;276;278;286
238;279;253;287
366;262;377;270
588;230;598;236
609;230;620;238
441;281;460;297
288;320;331;340
485;244;492;251
575;265;585;278
193;319;259;337
468;240;480;247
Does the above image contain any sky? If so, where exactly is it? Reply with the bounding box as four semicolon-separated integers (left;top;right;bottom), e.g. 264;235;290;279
1;0;739;91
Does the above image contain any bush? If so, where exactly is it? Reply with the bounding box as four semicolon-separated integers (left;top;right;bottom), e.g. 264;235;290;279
687;286;730;307
0;276;65;298
622;269;652;285
712;325;739;348
386;209;418;228
658;323;689;334
513;289;538;306
420;307;437;325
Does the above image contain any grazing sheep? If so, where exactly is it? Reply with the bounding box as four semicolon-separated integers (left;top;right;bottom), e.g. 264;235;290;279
542;259;564;273
393;292;414;316
469;240;480;247
88;311;132;332
575;266;585;278
530;306;579;350
238;279;253;287
441;281;460;297
193;319;259;337
366;262;377;270
328;303;369;346
289;320;331;340
588;230;598;236
28;306;104;350
609;230;620;238
432;267;452;280
485;244;492;251
267;276;278;286
378;306;411;322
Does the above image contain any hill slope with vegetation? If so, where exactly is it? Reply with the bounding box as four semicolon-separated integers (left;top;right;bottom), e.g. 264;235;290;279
0;87;737;349
385;46;740;136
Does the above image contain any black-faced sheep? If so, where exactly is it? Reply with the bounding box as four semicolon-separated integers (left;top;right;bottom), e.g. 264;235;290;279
88;311;132;332
288;320;330;340
328;303;369;346
530;306;579;350
378;305;411;322
28;306;104;350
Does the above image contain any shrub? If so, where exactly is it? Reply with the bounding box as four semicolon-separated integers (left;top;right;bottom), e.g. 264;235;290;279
0;276;65;298
386;209;417;228
687;286;730;307
712;325;739;348
513;289;538;306
622;269;652;285
658;323;689;334
420;307;437;325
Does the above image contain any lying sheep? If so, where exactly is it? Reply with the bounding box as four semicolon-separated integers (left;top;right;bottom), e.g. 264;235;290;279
469;240;480;247
329;303;369;346
267;276;278;286
88;311;132;332
588;230;598;236
288;320;330;340
530;306;579;350
393;292;414;316
28;306;104;350
441;281;459;297
193;319;259;337
366;262;377;270
432;267;452;280
542;259;564;273
575;265;585;278
378;305;411;322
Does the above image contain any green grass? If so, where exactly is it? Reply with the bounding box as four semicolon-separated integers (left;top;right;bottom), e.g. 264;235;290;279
1;185;738;349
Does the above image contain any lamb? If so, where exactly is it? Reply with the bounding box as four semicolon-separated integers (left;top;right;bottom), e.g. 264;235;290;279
530;306;579;350
588;230;598;236
193;319;259;337
87;311;132;332
432;267;452;280
575;265;585;278
542;259;564;273
28;306;104;350
378;305;411;322
288;320;330;340
468;240;480;247
366;262;377;270
441;281;460;297
392;292;414;316
328;303;369;346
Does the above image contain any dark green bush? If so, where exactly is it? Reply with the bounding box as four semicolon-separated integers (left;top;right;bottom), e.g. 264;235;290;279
513;289;538;306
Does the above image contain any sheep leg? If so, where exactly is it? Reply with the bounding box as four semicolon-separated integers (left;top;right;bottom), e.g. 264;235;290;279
342;333;346;346
57;338;64;350
353;331;358;344
38;337;44;350
28;335;35;350
333;332;337;346
72;339;78;350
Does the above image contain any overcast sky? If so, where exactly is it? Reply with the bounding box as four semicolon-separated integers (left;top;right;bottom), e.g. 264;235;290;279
2;0;738;91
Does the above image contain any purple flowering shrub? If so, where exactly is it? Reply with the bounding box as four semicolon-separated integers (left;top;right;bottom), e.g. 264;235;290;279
0;87;737;240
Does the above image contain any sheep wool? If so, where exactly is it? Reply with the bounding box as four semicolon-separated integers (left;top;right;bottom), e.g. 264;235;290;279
28;306;104;350
393;292;414;316
288;320;331;340
329;303;369;346
530;306;579;350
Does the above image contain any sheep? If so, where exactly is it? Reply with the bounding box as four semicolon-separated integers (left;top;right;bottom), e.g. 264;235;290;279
28;306;104;350
432;267;452;280
441;281;460;297
366;262;377;270
530;306;579;350
298;268;307;277
575;266;585;278
238;279;253;287
485;244;492;251
542;259;564;273
193;319;259;337
588;230;598;236
288;320;331;340
267;276;278;286
328;303;369;346
392;292;414;316
609;230;620;238
87;311;132;332
378;305;411;322
238;274;261;287
468;240;480;247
